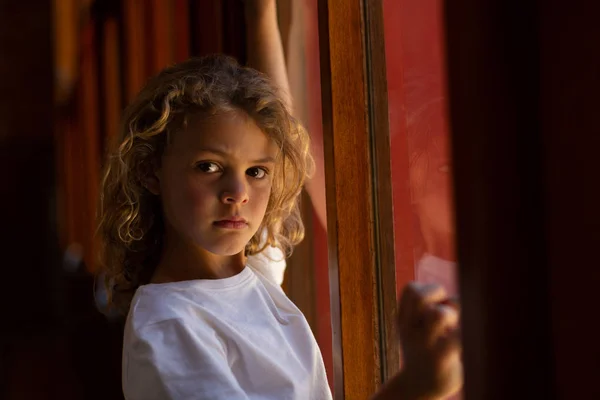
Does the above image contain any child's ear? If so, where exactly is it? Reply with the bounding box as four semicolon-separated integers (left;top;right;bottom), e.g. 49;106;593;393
143;163;161;195
144;173;161;195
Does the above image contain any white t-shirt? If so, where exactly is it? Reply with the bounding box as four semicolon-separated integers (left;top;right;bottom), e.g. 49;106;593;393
122;247;332;400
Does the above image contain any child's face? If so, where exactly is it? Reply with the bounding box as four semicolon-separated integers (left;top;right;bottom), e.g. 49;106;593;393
409;128;454;237
155;109;277;257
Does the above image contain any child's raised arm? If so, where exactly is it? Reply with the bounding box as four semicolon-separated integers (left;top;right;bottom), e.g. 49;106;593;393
244;0;328;230
244;0;293;110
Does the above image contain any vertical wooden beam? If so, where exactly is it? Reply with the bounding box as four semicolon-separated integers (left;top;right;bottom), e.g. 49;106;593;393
190;0;223;55
149;0;174;73
55;11;102;273
173;0;190;62
445;1;554;399
318;0;381;398
58;115;75;250
102;16;122;141
363;0;400;381
53;0;79;249
79;21;102;272
0;3;72;396
53;0;79;105
123;0;147;101
540;2;600;398
222;0;247;62
0;0;56;323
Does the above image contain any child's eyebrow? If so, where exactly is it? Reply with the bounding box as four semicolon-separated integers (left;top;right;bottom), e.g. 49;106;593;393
197;148;276;164
252;157;276;164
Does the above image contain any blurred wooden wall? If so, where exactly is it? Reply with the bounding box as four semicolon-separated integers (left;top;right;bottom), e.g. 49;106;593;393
2;1;247;399
55;0;247;274
1;1;321;398
1;0;62;397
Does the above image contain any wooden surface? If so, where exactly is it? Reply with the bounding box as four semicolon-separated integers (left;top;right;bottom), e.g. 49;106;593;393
101;17;121;141
318;0;381;398
1;1;67;398
123;0;147;101
445;1;556;398
173;0;190;61
362;0;400;381
79;21;102;271
445;3;600;395
191;0;223;55
539;2;600;398
53;0;79;104
149;0;173;74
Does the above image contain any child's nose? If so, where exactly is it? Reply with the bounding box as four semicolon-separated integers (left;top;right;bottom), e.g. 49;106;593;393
220;180;249;205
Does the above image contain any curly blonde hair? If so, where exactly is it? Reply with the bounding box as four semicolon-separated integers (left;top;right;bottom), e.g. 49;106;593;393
97;55;312;315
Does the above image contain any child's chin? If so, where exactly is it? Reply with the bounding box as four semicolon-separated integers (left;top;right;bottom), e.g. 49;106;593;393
202;239;249;257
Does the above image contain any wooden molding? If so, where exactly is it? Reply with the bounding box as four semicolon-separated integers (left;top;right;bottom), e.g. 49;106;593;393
318;0;381;397
363;0;400;381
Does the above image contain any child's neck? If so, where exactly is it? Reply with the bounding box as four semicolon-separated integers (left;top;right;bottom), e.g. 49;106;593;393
151;235;247;284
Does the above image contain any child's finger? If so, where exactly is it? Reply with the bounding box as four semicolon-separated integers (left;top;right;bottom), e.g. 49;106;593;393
398;282;448;326
433;325;462;359
440;296;460;312
423;304;460;347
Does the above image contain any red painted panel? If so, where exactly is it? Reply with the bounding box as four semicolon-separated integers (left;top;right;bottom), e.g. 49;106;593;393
384;0;458;298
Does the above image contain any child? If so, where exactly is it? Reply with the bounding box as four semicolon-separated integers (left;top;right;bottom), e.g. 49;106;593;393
97;2;462;399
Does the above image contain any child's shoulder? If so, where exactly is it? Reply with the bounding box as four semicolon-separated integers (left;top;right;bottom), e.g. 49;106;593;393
123;286;227;353
247;245;287;286
126;283;200;332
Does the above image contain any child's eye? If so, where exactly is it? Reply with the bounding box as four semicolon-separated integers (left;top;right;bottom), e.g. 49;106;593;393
196;162;221;173
247;167;268;179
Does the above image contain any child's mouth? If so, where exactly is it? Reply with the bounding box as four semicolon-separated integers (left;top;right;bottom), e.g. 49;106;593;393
213;219;248;229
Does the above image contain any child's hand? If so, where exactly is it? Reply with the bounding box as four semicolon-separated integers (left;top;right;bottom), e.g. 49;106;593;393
397;282;462;399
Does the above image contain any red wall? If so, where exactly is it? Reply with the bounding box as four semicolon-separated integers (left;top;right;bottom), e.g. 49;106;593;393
306;0;455;389
383;0;457;294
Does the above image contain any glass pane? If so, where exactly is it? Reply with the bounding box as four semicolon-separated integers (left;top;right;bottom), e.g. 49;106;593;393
383;2;460;396
383;0;458;297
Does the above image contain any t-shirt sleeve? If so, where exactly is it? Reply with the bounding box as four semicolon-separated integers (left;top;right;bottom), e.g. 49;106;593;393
123;319;249;400
245;230;287;286
247;245;287;286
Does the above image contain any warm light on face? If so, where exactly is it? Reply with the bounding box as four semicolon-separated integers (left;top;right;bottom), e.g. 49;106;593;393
157;110;278;256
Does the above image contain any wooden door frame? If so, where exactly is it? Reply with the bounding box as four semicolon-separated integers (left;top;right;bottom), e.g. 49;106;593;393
362;0;401;382
317;0;398;397
444;2;555;398
445;1;600;398
318;0;378;397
